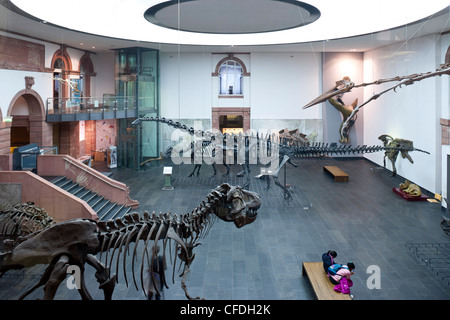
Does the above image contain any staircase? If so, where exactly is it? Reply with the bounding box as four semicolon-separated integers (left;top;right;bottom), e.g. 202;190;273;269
50;176;132;220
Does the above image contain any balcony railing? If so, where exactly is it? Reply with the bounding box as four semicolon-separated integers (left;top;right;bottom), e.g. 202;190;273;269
46;96;140;122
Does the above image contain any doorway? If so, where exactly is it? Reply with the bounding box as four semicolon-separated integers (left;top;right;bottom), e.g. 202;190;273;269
212;107;250;133
219;115;243;134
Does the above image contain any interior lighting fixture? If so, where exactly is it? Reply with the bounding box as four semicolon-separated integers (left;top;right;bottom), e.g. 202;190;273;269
9;0;450;46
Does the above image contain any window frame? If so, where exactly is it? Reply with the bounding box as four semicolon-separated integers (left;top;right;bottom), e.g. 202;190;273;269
212;55;250;99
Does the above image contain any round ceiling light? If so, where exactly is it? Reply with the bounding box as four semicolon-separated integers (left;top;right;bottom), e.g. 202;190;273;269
144;0;320;34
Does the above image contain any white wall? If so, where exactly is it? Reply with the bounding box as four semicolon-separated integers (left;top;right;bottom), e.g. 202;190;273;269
439;34;450;207
363;34;445;193
0;69;53;117
160;51;322;124
90;52;115;98
160;52;213;120
322;52;364;145
250;52;321;120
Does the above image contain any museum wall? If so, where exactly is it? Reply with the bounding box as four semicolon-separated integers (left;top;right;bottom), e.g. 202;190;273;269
362;33;446;195
322;52;364;146
159;51;323;148
249;52;321;120
90;52;115;98
0;68;53;117
440;34;450;208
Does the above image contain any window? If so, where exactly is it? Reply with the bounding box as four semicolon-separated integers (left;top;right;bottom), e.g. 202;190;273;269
219;60;243;95
53;58;65;108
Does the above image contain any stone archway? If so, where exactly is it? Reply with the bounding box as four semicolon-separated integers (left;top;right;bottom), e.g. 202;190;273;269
8;80;52;148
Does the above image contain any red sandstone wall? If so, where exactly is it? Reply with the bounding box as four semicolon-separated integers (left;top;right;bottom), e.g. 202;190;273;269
0;171;97;222
37;154;139;209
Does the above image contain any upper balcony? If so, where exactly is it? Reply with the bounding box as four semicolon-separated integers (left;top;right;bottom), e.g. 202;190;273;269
46;96;139;122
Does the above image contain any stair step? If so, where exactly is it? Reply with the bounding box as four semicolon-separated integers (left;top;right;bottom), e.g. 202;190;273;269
84;192;98;203
79;189;93;200
89;195;104;208
94;199;111;214
59;179;74;189
99;202;118;220
51;176;66;185
73;186;87;196
66;182;79;193
109;204;124;220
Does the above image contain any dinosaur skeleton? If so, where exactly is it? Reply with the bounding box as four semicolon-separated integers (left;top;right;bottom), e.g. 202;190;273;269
0;183;261;300
378;134;429;176
302;64;450;140
133;117;429;200
0;202;54;241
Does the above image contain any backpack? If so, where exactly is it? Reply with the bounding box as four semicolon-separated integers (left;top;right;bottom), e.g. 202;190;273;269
327;264;348;276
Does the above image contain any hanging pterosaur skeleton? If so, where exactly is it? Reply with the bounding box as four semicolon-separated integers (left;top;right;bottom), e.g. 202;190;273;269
302;63;450;140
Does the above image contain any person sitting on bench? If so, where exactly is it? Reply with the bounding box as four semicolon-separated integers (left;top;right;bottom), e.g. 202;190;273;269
321;250;337;273
328;262;355;287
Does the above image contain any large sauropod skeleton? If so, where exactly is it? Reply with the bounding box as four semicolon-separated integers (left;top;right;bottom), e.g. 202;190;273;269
0;183;261;300
133;117;429;200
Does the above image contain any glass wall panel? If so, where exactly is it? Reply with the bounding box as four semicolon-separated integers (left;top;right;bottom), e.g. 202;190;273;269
115;47;160;169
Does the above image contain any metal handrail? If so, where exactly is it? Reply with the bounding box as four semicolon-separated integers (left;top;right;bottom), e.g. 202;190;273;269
45;96;141;115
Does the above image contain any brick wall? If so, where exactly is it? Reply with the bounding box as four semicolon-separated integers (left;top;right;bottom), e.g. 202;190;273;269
59;121;80;158
85;120;96;156
442;118;450;145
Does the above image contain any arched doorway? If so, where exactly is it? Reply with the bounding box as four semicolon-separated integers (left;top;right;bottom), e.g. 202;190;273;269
10;96;30;148
8;88;51;150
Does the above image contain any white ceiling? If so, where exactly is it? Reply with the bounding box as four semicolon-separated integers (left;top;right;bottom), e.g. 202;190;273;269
0;0;449;54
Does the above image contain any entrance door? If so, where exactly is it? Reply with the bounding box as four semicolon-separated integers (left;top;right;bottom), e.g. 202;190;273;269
219;115;244;134
212;107;250;133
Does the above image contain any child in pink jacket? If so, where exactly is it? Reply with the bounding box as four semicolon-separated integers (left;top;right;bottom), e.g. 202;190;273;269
329;262;355;285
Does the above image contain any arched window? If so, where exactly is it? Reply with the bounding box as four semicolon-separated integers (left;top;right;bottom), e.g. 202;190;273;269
53;58;65;109
219;60;243;95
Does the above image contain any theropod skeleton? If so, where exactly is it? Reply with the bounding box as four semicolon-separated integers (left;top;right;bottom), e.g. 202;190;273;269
0;183;261;300
133;117;429;200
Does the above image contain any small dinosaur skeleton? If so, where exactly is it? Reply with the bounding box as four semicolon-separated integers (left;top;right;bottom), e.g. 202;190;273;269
0;183;261;300
378;134;429;177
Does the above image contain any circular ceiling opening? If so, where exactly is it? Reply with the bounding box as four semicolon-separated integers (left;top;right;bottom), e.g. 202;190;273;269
144;0;321;34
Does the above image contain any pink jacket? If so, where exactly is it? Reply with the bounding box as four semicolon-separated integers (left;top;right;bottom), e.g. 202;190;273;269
330;266;352;283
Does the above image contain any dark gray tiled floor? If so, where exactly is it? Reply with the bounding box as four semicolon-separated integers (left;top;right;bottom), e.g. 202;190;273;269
1;157;449;300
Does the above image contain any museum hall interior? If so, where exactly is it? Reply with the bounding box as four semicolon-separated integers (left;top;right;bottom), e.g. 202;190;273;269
0;0;449;304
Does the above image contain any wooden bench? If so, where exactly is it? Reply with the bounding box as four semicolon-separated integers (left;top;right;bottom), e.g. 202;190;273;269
302;262;352;300
323;165;349;182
